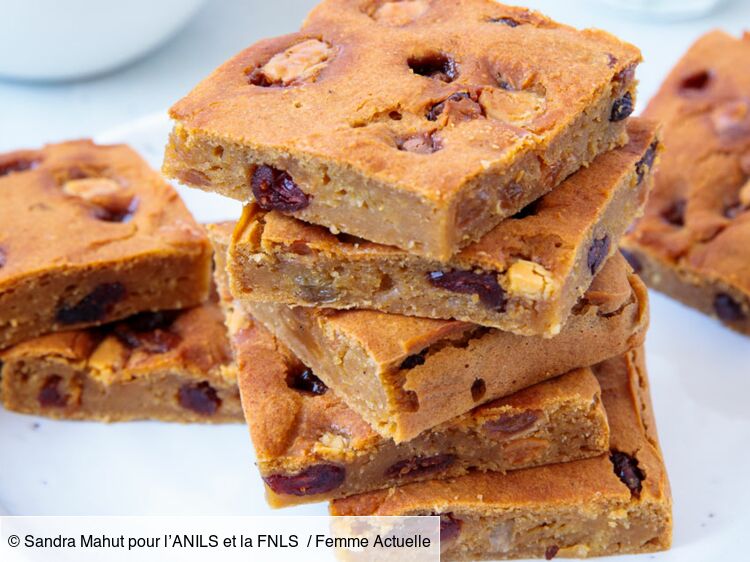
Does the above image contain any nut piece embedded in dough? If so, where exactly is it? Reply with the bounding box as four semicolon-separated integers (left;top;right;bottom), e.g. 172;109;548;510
260;39;334;86
506;260;555;299
313;432;352;458
62;177;133;211
373;1;430;26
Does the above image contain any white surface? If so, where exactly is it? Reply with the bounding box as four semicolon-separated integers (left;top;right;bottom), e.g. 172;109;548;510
1;1;750;560
0;0;207;81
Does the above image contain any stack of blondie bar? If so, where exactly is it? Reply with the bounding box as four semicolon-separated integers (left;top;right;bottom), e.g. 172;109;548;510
163;0;672;558
0;141;243;423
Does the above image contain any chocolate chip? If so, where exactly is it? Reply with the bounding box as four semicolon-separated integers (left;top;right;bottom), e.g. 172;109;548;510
680;70;711;92
620;249;642;274
714;293;746;322
636;141;658;184
610;91;634;122
178;382;221;415
385;454;456;479
397;132;442;154
662;199;686;227
263;464;345;496
400;351;427;370
587;235;611;275
545;545;560;560
438;513;462;544
471;378;486;402
38;375;67;408
488;16;520;27
56;283;126;325
484;410;540;435
408;53;457;82
0;157;39;177
286;367;328;396
427;269;507;310
610;450;644;498
251;165;310;212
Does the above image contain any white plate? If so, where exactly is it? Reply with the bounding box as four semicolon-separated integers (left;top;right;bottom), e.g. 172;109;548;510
1;113;749;562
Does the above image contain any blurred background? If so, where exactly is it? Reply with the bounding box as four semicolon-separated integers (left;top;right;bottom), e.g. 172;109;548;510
0;0;748;152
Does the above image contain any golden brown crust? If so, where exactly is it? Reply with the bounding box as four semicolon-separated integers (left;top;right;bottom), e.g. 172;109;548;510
623;31;750;334
165;0;640;258
0;140;213;349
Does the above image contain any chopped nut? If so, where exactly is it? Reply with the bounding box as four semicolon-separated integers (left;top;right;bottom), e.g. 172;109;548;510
260;39;334;86
313;432;354;460
479;88;546;127
63;177;133;210
506;260;555;299
373;1;429;25
739;178;750;207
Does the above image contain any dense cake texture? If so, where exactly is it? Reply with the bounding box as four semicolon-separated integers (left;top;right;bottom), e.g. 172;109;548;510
0;294;242;423
623;31;750;335
229;120;658;336
331;348;673;560
214;219;648;443
165;0;641;259
0;140;213;350
226;286;609;507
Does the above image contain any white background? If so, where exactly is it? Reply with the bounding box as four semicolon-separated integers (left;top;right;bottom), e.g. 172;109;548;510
1;1;750;561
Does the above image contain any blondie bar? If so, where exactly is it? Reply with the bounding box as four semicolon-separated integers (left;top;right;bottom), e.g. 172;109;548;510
228;293;608;507
0;140;212;349
214;218;647;442
229;121;658;336
0;294;242;423
623;31;750;335
331;349;673;560
165;0;640;259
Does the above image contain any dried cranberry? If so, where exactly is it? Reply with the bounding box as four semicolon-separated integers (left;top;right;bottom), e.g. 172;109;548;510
636;141;658;184
124;310;180;332
610;450;644;498
114;326;182;354
251;165;310;212
680;70;711;92
620;249;642;274
662;200;686;227
56;283;126;325
286;368;328;396
178;382;221;415
587;235;611;275
264;464;345;496
38;375;67;408
0;157;38;177
398;132;442;154
488;16;520;27
400;351;427;370
425;91;482;123
385;454;456;479
427;269;506;310
484;410;540;435
545;545;560;560
438;513;462;544
471;378;486;401
610;91;634;122
408;53;457;82
0;247;6;269
714;293;746;322
724;202;744;219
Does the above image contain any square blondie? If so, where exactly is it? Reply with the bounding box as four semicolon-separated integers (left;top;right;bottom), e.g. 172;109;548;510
0;140;212;349
166;0;641;259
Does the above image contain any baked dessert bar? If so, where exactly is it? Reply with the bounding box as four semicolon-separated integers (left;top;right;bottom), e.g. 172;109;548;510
228;292;609;507
331;348;673;560
165;0;641;259
0;140;213;350
623;31;750;335
214;217;647;442
229;120;658;336
0;294;242;423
